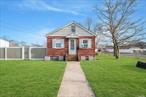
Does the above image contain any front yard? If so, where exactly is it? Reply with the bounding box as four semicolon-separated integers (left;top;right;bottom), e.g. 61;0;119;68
0;55;145;97
0;61;65;97
81;54;146;97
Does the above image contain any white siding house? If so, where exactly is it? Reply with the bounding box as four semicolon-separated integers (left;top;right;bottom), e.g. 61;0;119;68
0;39;9;47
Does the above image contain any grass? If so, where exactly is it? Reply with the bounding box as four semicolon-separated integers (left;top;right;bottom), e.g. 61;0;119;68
81;54;146;97
0;61;65;97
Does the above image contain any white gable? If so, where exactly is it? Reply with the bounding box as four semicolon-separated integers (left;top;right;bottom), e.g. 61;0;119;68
76;25;93;36
46;22;95;36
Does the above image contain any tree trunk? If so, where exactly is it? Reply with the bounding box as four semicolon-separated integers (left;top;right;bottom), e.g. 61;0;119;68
113;43;119;59
112;34;119;59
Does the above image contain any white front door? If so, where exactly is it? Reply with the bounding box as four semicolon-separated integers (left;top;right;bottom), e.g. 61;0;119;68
69;39;76;55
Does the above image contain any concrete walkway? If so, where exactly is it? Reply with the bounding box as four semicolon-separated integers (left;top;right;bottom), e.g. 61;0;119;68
57;61;95;97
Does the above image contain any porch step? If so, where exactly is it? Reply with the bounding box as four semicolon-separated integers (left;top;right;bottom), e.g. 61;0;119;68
67;55;77;61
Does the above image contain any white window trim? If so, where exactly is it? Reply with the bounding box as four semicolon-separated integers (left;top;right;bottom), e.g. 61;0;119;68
52;39;64;49
79;38;92;48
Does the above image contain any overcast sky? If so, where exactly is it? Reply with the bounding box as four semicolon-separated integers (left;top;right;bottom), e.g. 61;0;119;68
0;0;146;45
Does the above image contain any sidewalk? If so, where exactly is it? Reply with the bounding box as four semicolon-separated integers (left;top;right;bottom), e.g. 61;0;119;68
57;61;95;97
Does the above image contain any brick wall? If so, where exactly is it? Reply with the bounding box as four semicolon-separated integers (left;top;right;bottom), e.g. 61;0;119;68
77;36;96;60
47;36;96;60
47;36;68;56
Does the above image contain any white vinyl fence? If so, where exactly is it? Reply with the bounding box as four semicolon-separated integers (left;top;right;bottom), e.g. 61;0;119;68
0;47;47;60
102;48;146;58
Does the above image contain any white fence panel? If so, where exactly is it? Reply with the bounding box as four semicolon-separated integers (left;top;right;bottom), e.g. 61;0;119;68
7;47;24;60
29;47;47;60
0;47;47;60
0;48;5;60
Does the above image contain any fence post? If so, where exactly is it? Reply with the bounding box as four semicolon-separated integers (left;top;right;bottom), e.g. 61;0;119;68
22;47;24;60
29;47;31;60
4;47;7;60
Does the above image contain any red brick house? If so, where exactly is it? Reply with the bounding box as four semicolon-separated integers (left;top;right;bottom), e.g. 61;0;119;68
46;21;96;61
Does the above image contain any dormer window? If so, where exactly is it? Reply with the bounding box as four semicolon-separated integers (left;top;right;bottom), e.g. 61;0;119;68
71;25;76;33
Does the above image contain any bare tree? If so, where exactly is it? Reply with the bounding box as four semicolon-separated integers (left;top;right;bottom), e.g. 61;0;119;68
95;0;146;59
84;17;93;31
84;19;105;48
31;43;42;47
9;40;20;47
19;41;27;46
93;23;103;46
83;19;110;49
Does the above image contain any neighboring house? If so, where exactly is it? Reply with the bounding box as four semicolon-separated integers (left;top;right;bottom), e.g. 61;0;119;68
0;38;9;47
46;21;96;61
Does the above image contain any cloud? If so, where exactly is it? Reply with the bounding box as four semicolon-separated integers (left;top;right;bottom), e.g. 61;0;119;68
24;27;53;45
18;0;82;15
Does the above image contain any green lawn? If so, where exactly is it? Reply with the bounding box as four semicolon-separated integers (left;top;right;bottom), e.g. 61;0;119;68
0;61;65;97
81;54;146;97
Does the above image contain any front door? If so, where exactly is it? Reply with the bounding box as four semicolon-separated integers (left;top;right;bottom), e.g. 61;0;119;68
69;39;76;55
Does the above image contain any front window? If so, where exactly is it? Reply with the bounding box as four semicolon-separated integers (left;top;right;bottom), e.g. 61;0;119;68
56;43;61;48
52;39;64;48
82;40;88;48
80;39;91;48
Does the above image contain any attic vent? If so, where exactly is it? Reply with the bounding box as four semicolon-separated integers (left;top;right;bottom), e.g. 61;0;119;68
71;25;76;33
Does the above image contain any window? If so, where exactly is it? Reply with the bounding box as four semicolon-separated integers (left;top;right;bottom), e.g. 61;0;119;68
70;39;75;50
50;56;59;60
71;25;76;32
83;40;88;48
52;39;64;48
85;56;89;60
56;43;61;48
50;56;64;60
80;39;91;48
